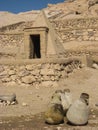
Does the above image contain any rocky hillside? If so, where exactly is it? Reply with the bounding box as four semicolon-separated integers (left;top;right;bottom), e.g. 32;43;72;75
0;0;98;27
0;10;40;27
44;0;98;20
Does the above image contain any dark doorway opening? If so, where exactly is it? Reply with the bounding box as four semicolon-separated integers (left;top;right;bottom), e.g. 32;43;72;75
30;34;41;58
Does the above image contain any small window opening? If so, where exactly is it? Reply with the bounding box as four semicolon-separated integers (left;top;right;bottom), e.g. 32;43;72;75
30;34;41;58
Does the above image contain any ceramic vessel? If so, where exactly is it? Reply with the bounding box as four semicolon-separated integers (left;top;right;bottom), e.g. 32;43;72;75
61;89;72;113
50;89;64;105
44;104;64;125
66;93;90;125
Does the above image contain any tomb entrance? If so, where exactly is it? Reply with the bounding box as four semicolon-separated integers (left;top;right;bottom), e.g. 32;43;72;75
24;27;48;59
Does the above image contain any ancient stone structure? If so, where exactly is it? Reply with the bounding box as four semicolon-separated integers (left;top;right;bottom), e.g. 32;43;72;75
0;58;82;86
0;0;98;86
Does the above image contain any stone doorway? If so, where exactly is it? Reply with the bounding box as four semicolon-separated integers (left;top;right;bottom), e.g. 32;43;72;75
30;34;41;59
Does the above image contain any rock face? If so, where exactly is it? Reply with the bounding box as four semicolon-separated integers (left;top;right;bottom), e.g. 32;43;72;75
0;0;98;28
44;0;98;20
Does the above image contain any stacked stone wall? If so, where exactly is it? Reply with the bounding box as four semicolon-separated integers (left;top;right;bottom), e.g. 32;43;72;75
58;28;98;42
0;33;24;59
0;21;34;32
0;58;81;87
61;50;98;58
51;18;98;42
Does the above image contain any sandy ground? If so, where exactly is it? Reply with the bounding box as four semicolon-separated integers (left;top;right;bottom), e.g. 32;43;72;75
0;67;98;129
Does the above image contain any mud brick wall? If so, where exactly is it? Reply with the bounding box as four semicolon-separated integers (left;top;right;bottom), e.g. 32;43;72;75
0;59;81;87
0;33;24;59
52;18;98;42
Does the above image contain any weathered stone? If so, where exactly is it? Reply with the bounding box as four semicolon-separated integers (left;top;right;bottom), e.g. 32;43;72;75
51;76;55;81
19;66;26;71
36;64;42;69
47;69;55;75
1;77;11;82
26;65;33;71
0;71;8;76
61;71;68;78
10;75;17;81
92;63;98;69
0;66;4;72
42;76;50;81
89;36;95;41
65;65;73;73
18;70;30;77
21;75;36;84
40;69;47;75
54;64;61;70
3;66;9;70
54;71;61;77
8;70;16;75
5;81;17;86
45;64;51;69
54;76;59;81
31;70;40;75
40;69;54;76
95;37;98;40
41;81;54;87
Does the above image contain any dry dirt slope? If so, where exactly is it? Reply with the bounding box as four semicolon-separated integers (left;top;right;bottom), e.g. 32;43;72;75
0;67;98;129
0;67;98;117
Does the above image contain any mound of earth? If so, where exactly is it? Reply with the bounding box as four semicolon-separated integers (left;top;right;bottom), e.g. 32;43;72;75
0;67;98;129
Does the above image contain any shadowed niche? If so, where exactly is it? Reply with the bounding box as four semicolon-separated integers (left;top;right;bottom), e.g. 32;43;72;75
30;34;41;59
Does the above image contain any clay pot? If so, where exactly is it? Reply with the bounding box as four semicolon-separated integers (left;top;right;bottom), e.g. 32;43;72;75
50;92;62;105
80;93;89;105
61;89;72;113
44;104;64;125
66;93;90;125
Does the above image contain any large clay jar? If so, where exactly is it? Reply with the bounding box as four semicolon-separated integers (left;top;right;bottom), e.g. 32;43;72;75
61;89;72;113
44;104;64;125
50;92;62;105
66;93;90;125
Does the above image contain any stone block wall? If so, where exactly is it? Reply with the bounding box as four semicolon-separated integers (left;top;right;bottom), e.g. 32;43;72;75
59;29;98;42
52;18;98;42
0;59;81;87
61;50;98;58
58;28;98;42
0;33;24;59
